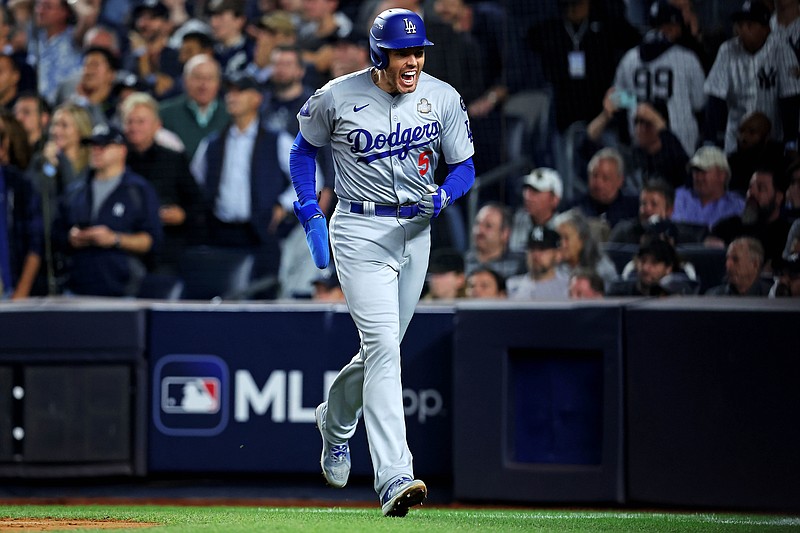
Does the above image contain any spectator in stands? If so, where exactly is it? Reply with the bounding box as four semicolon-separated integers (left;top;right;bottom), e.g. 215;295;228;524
13;92;50;154
506;226;569;300
126;0;181;100
433;0;514;175
672;146;745;228
264;45;335;299
159;55;230;159
706;236;771;296
509;167;563;254
30;0;83;104
703;0;800;154
464;201;526;278
708;168;791;271
245;11;298;84
190;72;292;300
613;0;706;157
178;31;216;66
585;93;690;191
54;46;120;125
726;111;789;196
527;0;641;135
311;266;345;302
607;238;697;296
568;267;605;299
553;207;618;288
0;117;42;299
609;178;705;245
122;92;205;275
295;0;352;82
565;147;639;230
465;267;506;299
784;159;800;223
0;53;22;111
32;102;93;199
424;247;466;300
0;110;31;172
52;124;163;297
329;28;370;79
769;253;800;297
208;0;254;77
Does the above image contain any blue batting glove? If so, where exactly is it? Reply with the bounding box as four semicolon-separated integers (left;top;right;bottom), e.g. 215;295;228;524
417;185;450;219
293;201;330;269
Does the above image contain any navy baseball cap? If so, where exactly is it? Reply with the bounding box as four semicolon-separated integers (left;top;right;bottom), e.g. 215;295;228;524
428;248;465;274
133;0;169;19
81;124;126;146
527;226;561;250
648;0;683;28
224;72;261;91
732;1;771;26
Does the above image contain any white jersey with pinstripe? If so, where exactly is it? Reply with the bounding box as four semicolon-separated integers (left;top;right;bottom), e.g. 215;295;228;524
705;33;800;153
614;43;707;155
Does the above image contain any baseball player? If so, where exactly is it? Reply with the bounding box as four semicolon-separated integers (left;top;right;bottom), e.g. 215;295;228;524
289;8;474;517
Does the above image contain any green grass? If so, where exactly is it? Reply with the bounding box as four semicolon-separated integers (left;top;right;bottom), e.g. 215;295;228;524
0;505;799;532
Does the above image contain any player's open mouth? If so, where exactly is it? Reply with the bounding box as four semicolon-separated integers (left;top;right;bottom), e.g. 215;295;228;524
401;71;416;86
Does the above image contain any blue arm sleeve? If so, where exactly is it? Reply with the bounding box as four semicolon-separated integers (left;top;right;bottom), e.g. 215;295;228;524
440;157;475;203
289;132;320;206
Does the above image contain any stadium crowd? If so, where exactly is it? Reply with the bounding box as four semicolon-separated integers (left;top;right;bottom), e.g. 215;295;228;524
1;0;799;301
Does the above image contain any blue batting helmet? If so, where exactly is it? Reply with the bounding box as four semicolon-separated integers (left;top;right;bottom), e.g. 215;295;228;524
369;8;434;70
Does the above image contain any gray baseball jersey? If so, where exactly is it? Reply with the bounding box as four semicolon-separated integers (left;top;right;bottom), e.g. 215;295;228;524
298;68;474;203
705;33;800;152
297;67;473;496
614;43;707;155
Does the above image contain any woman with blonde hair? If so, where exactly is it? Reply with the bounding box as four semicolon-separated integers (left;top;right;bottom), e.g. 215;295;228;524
34;103;94;197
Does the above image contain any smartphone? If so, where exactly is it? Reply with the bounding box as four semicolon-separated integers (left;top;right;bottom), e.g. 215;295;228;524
611;90;637;110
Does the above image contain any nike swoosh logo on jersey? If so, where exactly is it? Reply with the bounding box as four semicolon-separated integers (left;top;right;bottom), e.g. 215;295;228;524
353;104;369;112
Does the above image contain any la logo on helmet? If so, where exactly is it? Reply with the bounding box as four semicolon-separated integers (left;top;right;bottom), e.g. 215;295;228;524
403;18;417;34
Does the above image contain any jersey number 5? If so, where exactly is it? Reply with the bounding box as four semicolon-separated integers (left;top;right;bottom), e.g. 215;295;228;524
418;150;432;176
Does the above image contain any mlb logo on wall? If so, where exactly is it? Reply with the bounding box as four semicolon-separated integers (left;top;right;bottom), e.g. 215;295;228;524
153;354;230;436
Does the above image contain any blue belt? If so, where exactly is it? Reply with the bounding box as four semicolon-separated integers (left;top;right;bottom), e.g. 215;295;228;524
347;201;420;218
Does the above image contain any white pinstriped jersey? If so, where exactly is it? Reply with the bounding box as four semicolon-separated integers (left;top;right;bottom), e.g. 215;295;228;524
297;68;474;205
705;33;800;153
614;43;707;155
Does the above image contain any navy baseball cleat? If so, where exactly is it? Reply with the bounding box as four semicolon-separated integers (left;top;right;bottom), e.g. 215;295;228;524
380;476;427;517
315;403;350;488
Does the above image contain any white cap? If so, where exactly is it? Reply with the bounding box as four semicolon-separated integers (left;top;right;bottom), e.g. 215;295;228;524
689;146;730;174
522;167;563;198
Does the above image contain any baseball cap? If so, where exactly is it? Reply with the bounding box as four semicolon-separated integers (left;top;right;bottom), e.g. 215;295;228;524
224;72;261;91
647;0;683;27
731;1;771;26
527;226;561;250
207;0;245;16
428;248;465;274
81;123;126;146
522;167;563;198
254;11;296;35
689;146;730;173
132;0;169;20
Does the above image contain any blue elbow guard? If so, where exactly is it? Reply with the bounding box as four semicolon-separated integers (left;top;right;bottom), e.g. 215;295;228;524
293;201;329;269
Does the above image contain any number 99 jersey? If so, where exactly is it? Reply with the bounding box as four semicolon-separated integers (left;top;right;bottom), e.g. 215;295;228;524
297;68;474;205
